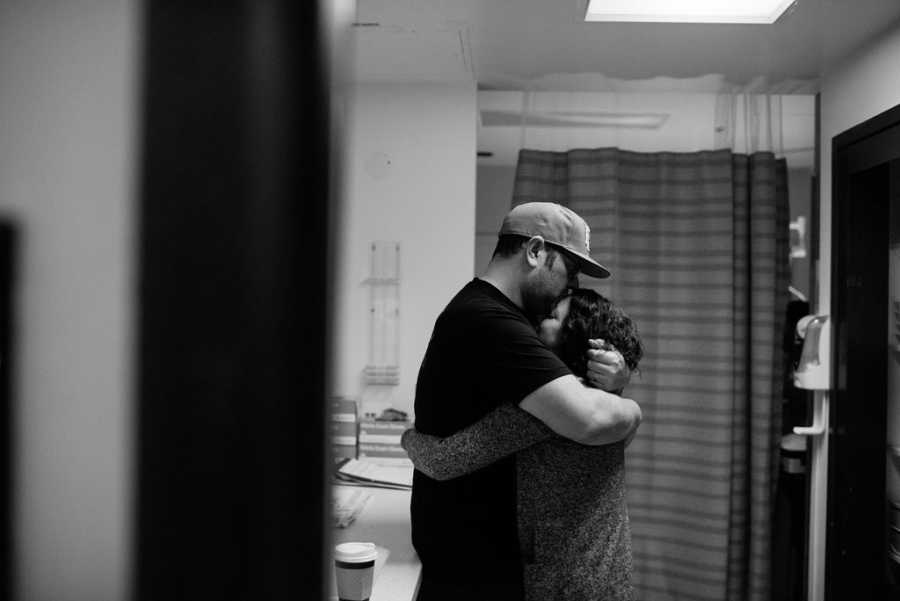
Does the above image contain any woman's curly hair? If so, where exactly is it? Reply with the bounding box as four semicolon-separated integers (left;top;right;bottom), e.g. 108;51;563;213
556;289;643;379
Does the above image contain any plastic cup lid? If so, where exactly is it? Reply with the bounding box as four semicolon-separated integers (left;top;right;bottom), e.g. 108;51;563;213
335;542;377;563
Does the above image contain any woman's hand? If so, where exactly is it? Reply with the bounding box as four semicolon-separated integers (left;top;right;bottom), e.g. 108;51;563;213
585;338;632;393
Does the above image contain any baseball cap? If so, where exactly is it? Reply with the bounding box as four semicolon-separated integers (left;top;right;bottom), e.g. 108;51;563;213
498;202;610;279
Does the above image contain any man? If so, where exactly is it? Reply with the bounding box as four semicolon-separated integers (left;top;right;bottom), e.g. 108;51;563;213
411;202;641;601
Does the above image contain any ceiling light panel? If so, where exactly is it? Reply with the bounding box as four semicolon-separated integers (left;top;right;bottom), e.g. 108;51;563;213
480;110;669;129
584;0;796;24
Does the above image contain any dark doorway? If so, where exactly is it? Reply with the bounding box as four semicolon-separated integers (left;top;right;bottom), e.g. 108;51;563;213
0;221;16;601
830;104;900;600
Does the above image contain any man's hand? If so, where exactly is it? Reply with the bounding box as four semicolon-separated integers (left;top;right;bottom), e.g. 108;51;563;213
585;339;632;392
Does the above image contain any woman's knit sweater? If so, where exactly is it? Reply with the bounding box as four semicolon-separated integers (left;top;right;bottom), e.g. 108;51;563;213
402;403;634;601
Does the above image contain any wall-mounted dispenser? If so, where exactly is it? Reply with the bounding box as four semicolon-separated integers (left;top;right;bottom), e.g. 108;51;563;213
793;315;830;438
364;241;401;386
790;216;807;259
794;315;830;390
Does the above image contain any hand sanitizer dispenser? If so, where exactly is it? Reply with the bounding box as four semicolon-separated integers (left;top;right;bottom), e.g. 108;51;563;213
794;315;830;390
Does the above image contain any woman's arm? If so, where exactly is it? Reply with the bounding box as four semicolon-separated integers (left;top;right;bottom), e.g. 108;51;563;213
402;403;554;481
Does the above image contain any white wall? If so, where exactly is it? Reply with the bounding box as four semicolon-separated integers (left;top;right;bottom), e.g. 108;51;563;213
474;164;516;275
0;1;138;600
820;23;900;316
333;83;477;417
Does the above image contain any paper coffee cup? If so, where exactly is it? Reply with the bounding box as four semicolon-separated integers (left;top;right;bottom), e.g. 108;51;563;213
334;542;377;601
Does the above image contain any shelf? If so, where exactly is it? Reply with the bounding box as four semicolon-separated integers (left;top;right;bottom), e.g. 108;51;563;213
366;242;400;387
364;365;400;386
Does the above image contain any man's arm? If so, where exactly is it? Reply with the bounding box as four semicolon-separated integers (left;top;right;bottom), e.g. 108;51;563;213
401;404;553;481
518;374;641;446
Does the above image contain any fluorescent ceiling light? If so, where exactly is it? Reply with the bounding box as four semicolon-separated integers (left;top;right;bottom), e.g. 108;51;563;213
480;110;669;129
585;0;796;24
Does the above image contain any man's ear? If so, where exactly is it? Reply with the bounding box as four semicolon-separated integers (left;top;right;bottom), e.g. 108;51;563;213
523;236;547;268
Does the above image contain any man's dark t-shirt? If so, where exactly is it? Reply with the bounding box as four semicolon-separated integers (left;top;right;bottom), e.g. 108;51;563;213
411;278;571;600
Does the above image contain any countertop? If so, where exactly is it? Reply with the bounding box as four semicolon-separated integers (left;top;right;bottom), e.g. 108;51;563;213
331;485;421;601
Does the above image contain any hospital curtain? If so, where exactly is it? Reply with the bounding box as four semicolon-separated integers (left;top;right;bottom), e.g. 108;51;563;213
511;148;790;601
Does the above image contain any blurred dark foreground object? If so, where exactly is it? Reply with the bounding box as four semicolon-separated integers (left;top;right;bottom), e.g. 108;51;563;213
135;2;351;600
0;221;16;601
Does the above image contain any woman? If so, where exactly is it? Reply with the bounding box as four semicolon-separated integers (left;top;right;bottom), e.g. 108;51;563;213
402;288;643;601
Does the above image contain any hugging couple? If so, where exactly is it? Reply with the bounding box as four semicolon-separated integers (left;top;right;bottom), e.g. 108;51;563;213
404;202;644;601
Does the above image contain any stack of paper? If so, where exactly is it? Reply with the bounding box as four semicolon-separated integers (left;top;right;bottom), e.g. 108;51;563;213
330;397;358;460
334;457;413;490
358;418;412;467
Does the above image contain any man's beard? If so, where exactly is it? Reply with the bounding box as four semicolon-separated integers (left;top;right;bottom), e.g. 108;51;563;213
521;282;557;327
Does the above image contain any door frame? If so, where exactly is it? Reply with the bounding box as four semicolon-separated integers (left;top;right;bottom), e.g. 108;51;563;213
826;102;900;600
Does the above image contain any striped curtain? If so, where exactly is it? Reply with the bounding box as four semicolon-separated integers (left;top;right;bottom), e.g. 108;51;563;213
512;148;789;601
